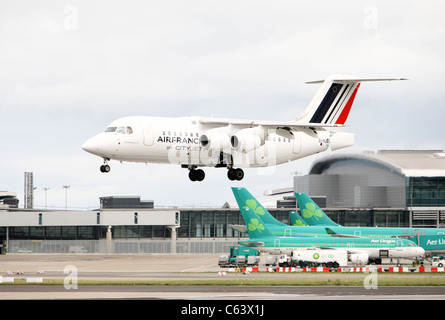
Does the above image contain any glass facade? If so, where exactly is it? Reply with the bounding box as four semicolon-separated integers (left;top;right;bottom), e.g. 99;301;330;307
324;209;408;228
406;177;445;207
0;208;420;241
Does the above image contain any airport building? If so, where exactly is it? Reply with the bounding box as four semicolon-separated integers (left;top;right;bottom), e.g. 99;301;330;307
1;149;444;254
294;150;445;228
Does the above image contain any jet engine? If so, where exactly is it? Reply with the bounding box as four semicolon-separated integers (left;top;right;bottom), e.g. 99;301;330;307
349;253;369;265
199;131;230;151
230;127;265;152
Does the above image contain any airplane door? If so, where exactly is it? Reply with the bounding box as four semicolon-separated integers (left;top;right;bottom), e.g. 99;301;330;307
274;239;280;253
396;240;402;251
139;119;154;146
284;228;292;237
292;132;301;154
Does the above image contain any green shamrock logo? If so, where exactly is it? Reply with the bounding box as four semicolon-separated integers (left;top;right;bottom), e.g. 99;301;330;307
248;218;265;233
302;203;323;221
293;219;305;226
244;199;265;216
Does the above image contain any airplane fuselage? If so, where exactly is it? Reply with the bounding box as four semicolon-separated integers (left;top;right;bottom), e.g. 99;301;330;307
82;115;330;168
239;236;425;259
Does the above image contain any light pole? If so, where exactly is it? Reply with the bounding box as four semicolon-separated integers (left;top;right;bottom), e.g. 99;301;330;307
43;187;50;209
63;185;70;210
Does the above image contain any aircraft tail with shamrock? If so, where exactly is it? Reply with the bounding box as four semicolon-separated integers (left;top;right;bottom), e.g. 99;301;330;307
289;211;308;227
294;192;339;227
231;187;287;226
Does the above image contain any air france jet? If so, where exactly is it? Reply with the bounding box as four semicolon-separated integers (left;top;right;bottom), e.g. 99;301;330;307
82;75;404;181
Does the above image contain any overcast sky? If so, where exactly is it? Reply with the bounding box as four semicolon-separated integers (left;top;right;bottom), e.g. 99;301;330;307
1;1;444;210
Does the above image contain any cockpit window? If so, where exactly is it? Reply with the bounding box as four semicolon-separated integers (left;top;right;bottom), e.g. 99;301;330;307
116;126;126;134
115;126;133;134
104;127;117;133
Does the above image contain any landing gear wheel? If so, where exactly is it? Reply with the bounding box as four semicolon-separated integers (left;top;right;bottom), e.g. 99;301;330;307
188;170;197;181
100;164;110;173
189;169;205;182
227;168;244;181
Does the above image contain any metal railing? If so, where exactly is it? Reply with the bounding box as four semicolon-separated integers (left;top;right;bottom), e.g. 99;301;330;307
6;239;238;254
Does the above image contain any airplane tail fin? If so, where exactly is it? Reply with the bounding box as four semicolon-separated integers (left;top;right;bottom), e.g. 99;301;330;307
239;206;276;239
294;192;340;227
295;75;406;125
289;211;308;226
231;187;287;226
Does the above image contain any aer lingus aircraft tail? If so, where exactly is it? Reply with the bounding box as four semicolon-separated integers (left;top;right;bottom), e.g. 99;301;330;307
294;192;340;227
289;211;308;226
231;187;287;226
239;206;277;240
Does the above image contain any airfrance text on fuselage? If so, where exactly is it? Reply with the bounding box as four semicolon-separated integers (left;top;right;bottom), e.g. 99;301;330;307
157;136;200;144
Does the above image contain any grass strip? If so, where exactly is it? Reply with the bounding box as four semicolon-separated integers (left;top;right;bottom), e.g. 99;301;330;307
3;274;445;286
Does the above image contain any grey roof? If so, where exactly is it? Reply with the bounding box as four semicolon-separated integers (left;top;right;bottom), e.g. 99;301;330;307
310;150;445;177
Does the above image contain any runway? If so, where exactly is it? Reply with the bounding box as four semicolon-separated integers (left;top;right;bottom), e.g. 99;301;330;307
2;284;445;300
1;254;445;300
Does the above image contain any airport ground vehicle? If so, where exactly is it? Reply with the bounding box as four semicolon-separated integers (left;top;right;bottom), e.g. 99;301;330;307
218;246;259;267
432;256;445;267
278;249;348;268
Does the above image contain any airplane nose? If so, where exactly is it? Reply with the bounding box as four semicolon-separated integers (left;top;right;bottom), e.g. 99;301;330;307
82;136;101;155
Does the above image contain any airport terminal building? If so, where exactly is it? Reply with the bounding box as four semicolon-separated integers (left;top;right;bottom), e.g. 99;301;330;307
1;149;444;253
294;150;445;228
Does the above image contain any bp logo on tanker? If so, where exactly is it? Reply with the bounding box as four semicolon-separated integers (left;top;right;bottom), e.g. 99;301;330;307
313;253;320;259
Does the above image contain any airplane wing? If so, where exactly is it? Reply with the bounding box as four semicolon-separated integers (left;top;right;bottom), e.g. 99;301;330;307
325;227;364;238
199;118;342;130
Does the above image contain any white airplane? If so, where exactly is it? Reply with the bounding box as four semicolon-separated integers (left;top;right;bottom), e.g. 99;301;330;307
82;75;404;181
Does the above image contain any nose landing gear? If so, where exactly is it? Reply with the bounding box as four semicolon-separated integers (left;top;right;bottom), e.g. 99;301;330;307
100;159;111;173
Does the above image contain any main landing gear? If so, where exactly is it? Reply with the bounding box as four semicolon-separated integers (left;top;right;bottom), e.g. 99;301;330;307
187;166;244;182
188;168;205;182
100;159;110;173
227;168;244;181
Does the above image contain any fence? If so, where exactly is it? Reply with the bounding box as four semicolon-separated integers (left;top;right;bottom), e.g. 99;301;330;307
6;239;238;254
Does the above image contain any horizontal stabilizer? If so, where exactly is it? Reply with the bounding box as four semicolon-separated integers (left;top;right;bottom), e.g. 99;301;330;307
306;77;407;84
229;224;247;233
239;240;265;247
